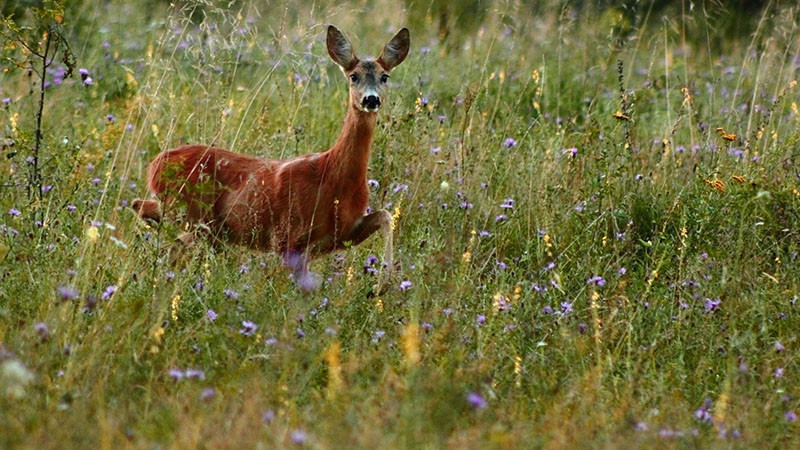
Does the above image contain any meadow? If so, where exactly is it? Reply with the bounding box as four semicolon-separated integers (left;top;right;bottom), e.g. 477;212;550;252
1;0;800;447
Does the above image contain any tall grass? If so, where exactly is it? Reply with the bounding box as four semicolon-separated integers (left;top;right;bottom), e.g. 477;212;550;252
1;0;800;447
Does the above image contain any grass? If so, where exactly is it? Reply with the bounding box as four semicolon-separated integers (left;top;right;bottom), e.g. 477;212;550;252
1;0;800;447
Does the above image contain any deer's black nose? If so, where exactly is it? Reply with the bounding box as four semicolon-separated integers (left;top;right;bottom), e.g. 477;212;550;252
362;95;381;110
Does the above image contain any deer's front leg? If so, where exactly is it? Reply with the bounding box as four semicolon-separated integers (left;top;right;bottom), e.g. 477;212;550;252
344;210;395;292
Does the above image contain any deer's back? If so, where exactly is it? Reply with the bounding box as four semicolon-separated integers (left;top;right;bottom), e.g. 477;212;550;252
147;145;269;195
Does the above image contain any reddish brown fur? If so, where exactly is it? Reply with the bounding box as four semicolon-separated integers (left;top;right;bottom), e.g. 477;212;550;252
142;108;375;255
133;26;409;291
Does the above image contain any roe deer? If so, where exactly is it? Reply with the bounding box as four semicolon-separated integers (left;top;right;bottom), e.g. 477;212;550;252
132;25;410;292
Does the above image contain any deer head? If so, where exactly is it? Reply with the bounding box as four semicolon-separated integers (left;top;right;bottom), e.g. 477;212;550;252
326;25;410;113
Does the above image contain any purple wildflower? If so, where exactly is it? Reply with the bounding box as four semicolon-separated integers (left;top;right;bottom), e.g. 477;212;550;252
658;428;676;438
223;288;239;300
365;254;379;267
185;369;205;380
367;179;379;189
240;321;258;337
503;137;517;148
774;341;785;352
296;328;305;339
207;309;218;321
291;430;307;444
704;298;721;312
587;275;606;287
101;285;117;300
786;411;798;422
168;369;184;381
34;322;50;340
393;184;409;194
399;280;412;291
262;410;275;423
200;387;216;401
694;398;713;424
57;285;79;300
8;208;21;216
467;391;487;409
738;360;749;373
371;330;385;344
476;314;486;325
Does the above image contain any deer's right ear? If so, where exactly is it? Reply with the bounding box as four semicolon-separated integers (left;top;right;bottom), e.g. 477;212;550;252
327;25;357;71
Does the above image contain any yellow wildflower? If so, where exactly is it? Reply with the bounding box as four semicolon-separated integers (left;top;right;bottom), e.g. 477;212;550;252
85;226;99;242
402;323;420;368
170;294;181;322
325;341;343;396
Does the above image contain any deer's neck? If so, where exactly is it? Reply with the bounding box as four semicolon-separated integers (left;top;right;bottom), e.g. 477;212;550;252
327;105;377;185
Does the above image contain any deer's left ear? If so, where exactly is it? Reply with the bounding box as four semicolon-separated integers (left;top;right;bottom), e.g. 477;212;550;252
377;28;410;71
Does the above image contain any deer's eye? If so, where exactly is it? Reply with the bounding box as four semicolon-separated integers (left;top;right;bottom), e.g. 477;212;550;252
349;74;359;83
380;74;389;83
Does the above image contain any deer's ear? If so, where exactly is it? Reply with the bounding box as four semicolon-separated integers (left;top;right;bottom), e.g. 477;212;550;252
327;25;357;71
377;28;410;71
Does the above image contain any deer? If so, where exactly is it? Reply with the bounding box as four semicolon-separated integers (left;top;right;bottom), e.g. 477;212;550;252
131;25;410;293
